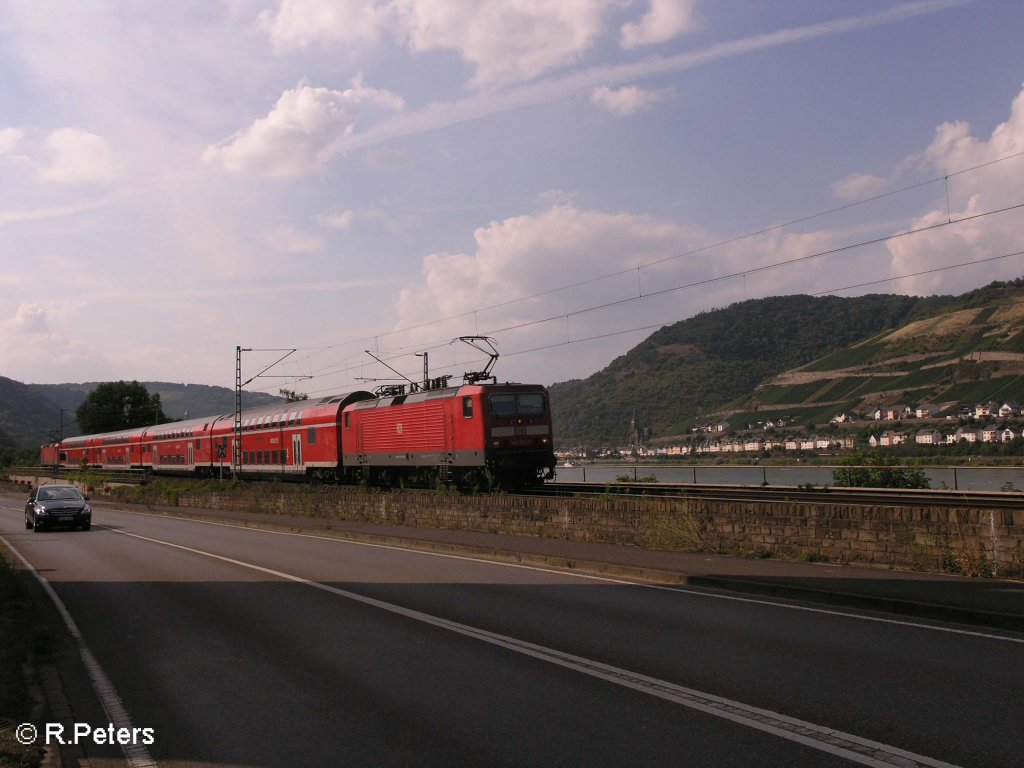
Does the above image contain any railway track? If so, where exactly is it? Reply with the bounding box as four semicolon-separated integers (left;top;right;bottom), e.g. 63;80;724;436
536;481;1024;510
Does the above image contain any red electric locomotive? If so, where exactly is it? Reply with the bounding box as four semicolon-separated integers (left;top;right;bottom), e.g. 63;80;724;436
340;382;556;489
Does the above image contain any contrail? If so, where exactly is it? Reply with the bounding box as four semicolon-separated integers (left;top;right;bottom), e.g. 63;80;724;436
329;0;975;156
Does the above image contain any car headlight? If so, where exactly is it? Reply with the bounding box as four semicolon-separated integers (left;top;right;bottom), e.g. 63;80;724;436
83;505;92;515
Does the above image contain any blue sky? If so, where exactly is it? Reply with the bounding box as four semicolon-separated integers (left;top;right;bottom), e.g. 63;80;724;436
2;0;1023;397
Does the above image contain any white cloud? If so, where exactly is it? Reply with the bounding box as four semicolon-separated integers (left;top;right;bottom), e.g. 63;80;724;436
0;128;24;155
621;0;698;49
5;303;50;334
395;0;614;88
37;128;115;184
258;0;618;88
832;172;889;202
590;84;669;116
0;195;114;228
0;302;102;381
264;225;326;253
316;209;354;230
885;85;1024;296
258;0;392;52
203;79;404;177
394;204;688;324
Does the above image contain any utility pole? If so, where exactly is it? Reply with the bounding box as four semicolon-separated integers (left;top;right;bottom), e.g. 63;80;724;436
234;346;309;479
234;346;245;478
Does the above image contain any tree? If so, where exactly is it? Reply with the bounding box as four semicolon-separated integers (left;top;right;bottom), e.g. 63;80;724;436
833;450;930;489
75;381;169;434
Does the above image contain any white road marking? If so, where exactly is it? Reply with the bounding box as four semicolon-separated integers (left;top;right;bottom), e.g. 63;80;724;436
102;523;961;768
0;532;158;768
112;507;1024;646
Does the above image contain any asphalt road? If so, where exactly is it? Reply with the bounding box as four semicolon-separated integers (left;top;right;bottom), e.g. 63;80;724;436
1;494;1022;767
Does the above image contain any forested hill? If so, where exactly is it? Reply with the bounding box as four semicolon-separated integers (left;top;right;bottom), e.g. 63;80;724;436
0;375;65;449
548;292;955;446
0;380;282;450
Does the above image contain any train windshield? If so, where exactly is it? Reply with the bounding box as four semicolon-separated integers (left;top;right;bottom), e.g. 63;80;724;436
488;392;546;418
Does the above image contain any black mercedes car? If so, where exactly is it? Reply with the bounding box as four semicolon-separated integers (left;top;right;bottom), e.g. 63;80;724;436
25;484;92;531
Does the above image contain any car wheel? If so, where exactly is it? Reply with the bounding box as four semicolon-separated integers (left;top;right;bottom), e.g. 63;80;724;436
33;519;45;532
80;522;91;531
25;516;33;530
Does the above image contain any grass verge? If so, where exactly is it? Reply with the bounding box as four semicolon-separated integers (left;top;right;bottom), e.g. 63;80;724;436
0;546;43;768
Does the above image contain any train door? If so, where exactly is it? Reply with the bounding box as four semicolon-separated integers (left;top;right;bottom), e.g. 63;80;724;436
188;443;194;467
292;434;302;467
445;411;455;477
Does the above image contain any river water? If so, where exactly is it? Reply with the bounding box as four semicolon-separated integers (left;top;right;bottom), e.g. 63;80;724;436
553;463;1024;492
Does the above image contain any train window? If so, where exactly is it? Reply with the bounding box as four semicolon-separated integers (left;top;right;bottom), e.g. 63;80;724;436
488;394;516;418
272;450;279;464
517;393;546;416
297;411;303;425
463;397;473;418
281;449;287;464
194;439;200;449
344;412;350;429
307;427;316;445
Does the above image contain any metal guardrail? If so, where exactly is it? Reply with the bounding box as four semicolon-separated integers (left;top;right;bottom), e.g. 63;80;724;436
536;481;1024;509
6;466;150;485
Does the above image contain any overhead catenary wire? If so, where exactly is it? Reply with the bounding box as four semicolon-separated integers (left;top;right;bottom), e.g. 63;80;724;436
282;149;1024;361
234;150;1024;396
270;221;1024;402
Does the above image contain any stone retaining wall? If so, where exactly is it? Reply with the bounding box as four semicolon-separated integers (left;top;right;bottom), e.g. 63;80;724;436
174;486;1023;577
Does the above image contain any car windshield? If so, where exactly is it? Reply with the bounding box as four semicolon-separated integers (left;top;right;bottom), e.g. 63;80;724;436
38;487;83;501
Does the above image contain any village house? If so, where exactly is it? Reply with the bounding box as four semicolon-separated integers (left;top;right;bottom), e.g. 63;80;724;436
915;404;940;418
874;405;908;421
878;430;907;446
999;402;1021;418
1001;427;1017;442
952;427;979;443
974;402;997;418
916;429;944;445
